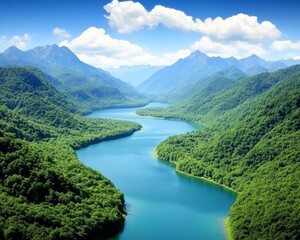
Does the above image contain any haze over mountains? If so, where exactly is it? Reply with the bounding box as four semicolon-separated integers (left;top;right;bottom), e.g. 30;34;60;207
138;50;300;96
2;45;300;104
108;65;164;87
1;40;300;240
0;45;145;112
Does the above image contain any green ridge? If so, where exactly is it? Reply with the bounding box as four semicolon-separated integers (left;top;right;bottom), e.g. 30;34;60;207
138;65;300;239
0;66;141;239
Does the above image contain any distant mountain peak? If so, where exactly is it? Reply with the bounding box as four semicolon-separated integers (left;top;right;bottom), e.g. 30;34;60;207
29;44;74;58
3;45;24;59
188;50;208;59
249;54;261;59
25;44;81;68
0;44;115;77
243;54;264;62
4;45;22;52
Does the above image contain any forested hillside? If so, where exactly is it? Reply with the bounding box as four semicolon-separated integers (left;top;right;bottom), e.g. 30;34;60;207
137;65;300;239
0;66;141;239
138;51;287;96
0;45;147;112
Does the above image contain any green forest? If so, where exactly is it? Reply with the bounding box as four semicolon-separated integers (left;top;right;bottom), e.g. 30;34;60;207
138;65;300;239
0;66;141;239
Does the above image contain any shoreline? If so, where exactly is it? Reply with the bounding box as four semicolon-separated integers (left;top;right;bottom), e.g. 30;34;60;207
152;150;237;194
225;217;234;240
152;149;237;240
175;168;237;194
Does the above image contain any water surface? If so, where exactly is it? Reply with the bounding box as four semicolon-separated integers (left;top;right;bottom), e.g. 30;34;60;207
76;103;236;240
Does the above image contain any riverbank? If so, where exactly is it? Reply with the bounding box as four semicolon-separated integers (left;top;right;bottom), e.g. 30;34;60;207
78;105;235;240
152;149;237;240
225;218;234;240
152;150;237;194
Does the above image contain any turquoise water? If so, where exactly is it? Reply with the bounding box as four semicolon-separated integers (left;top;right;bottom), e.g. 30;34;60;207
76;103;236;240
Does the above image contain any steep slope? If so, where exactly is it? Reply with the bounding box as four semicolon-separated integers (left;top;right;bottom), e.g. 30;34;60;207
0;66;141;239
169;65;246;102
47;68;132;112
0;45;146;111
138;51;287;96
138;51;229;95
138;65;300;239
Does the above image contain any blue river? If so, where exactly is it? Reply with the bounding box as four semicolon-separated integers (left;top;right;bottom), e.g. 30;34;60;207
76;103;236;240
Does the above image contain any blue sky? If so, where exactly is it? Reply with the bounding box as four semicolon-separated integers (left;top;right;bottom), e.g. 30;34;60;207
1;0;300;69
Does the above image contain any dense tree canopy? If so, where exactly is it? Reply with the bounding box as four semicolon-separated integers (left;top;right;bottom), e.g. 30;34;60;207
138;65;300;239
0;66;141;239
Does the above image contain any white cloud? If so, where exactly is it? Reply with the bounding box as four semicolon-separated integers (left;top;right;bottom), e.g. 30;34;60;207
104;0;281;42
53;27;71;38
104;0;152;33
59;26;276;69
9;34;31;49
59;26;186;69
271;40;300;51
191;36;266;59
103;0;199;33
196;14;280;42
149;5;198;32
60;27;144;58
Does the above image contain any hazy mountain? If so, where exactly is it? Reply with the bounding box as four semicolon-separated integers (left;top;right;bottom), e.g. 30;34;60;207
2;46;26;61
0;45;146;111
244;65;268;75
108;65;164;87
169;65;246;101
138;51;288;96
280;58;300;66
2;44;115;78
138;51;230;95
239;54;286;72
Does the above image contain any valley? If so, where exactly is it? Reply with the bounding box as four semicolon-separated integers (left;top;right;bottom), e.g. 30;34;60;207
137;65;300;239
1;24;300;240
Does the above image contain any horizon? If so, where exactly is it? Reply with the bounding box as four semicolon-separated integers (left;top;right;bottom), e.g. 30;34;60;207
1;0;300;69
2;44;299;71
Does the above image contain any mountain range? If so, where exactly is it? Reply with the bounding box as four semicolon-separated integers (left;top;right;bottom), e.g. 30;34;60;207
138;50;300;96
0;45;146;112
137;65;300;240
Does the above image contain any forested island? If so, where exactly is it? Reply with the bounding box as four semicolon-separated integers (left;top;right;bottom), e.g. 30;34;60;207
0;66;141;239
137;65;300;239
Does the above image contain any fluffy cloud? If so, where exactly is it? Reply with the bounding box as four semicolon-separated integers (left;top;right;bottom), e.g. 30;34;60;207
9;34;31;49
103;0;200;33
191;36;266;58
104;0;152;33
196;14;280;42
104;0;280;42
59;26;186;69
60;27;143;57
271;40;300;51
59;26;273;69
53;27;71;38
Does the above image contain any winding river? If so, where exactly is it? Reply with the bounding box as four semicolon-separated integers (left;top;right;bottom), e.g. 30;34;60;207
76;103;236;240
